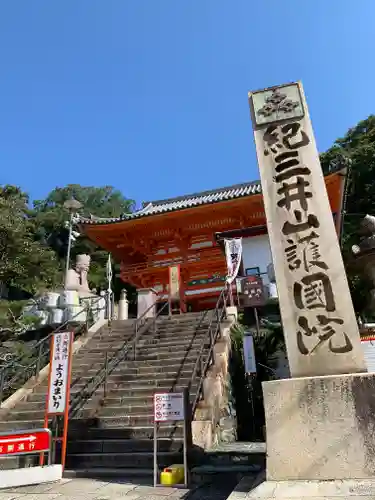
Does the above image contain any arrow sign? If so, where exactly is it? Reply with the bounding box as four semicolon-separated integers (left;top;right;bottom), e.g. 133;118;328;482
0;435;36;444
0;429;51;456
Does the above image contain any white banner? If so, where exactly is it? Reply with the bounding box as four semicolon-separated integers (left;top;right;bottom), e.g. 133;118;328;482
106;254;113;293
243;334;257;374
47;332;72;415
224;238;243;284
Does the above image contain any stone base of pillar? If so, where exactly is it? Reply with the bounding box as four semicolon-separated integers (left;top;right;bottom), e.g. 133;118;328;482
263;372;375;481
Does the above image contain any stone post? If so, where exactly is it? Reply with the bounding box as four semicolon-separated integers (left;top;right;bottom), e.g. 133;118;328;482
137;288;157;319
225;305;238;322
247;82;371;484
118;289;129;321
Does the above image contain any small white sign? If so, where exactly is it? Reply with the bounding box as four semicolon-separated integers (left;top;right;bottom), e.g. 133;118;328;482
154;392;185;422
47;332;72;415
243;334;257;374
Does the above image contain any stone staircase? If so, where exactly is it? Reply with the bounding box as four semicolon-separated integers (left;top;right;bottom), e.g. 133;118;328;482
0;311;215;477
0;320;136;434
65;311;213;477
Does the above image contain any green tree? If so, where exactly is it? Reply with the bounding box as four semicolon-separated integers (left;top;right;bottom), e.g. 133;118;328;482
320;115;375;316
32;184;135;292
0;185;61;293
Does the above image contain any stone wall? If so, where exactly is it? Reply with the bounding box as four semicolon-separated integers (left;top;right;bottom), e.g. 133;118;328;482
191;311;238;450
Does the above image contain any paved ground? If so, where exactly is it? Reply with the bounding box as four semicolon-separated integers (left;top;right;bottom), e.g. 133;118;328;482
0;476;239;500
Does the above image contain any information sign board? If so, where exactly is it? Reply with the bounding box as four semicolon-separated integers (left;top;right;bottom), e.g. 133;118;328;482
154;392;185;422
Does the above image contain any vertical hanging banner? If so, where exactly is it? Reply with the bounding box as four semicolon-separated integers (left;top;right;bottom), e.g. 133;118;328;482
106;253;113;319
47;332;73;414
169;265;181;300
248;81;366;378
224;238;243;284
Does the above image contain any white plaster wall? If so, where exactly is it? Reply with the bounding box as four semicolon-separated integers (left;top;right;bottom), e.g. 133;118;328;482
241;234;273;285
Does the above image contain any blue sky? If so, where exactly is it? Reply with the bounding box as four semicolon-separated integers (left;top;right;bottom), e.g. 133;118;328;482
0;1;374;208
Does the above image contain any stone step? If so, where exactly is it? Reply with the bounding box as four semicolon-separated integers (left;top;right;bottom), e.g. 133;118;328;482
1;409;47;422
0;419;45;433
73;351;205;365
156;314;207;322
96;404;152;418
98;336;207;350
22;380;198;411
80;375;193;389
72;369;194;384
26;381;197;405
94;326;135;333
83;337;135;347
78;341;205;356
79;361;197;376
147;325;211;334
31;375;192;395
151;327;212;337
157;315;210;323
66;437;182;454
88;332;135;342
84;343;204;358
69;423;184;439
127;356;207;367
63;467;154;479
72;349;203;364
101;382;197;398
66;450;182;469
208;442;267;455
135;349;203;361
97;391;197;407
91;413;168;427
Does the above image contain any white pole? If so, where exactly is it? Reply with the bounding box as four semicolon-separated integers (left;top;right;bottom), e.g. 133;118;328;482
64;211;74;288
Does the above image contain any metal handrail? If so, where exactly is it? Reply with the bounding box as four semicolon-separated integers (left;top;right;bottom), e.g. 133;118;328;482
188;284;229;415
0;294;105;405
69;322;130;418
132;297;169;360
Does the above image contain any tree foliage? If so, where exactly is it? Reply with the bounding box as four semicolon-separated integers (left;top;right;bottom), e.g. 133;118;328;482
0;185;61;293
32;184;135;293
320;115;375;316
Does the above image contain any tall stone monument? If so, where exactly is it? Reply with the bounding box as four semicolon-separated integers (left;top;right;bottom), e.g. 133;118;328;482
247;82;375;488
249;82;365;378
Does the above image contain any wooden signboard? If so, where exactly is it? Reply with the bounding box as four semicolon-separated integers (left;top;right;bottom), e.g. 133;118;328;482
242;276;266;308
169;265;181;300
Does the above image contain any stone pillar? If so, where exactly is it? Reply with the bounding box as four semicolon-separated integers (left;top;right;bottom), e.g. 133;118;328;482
247;81;369;485
137;288;157;319
118;289;129;321
249;81;365;379
98;291;106;321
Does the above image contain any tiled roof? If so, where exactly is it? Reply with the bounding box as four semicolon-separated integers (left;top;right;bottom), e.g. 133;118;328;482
77;180;262;225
